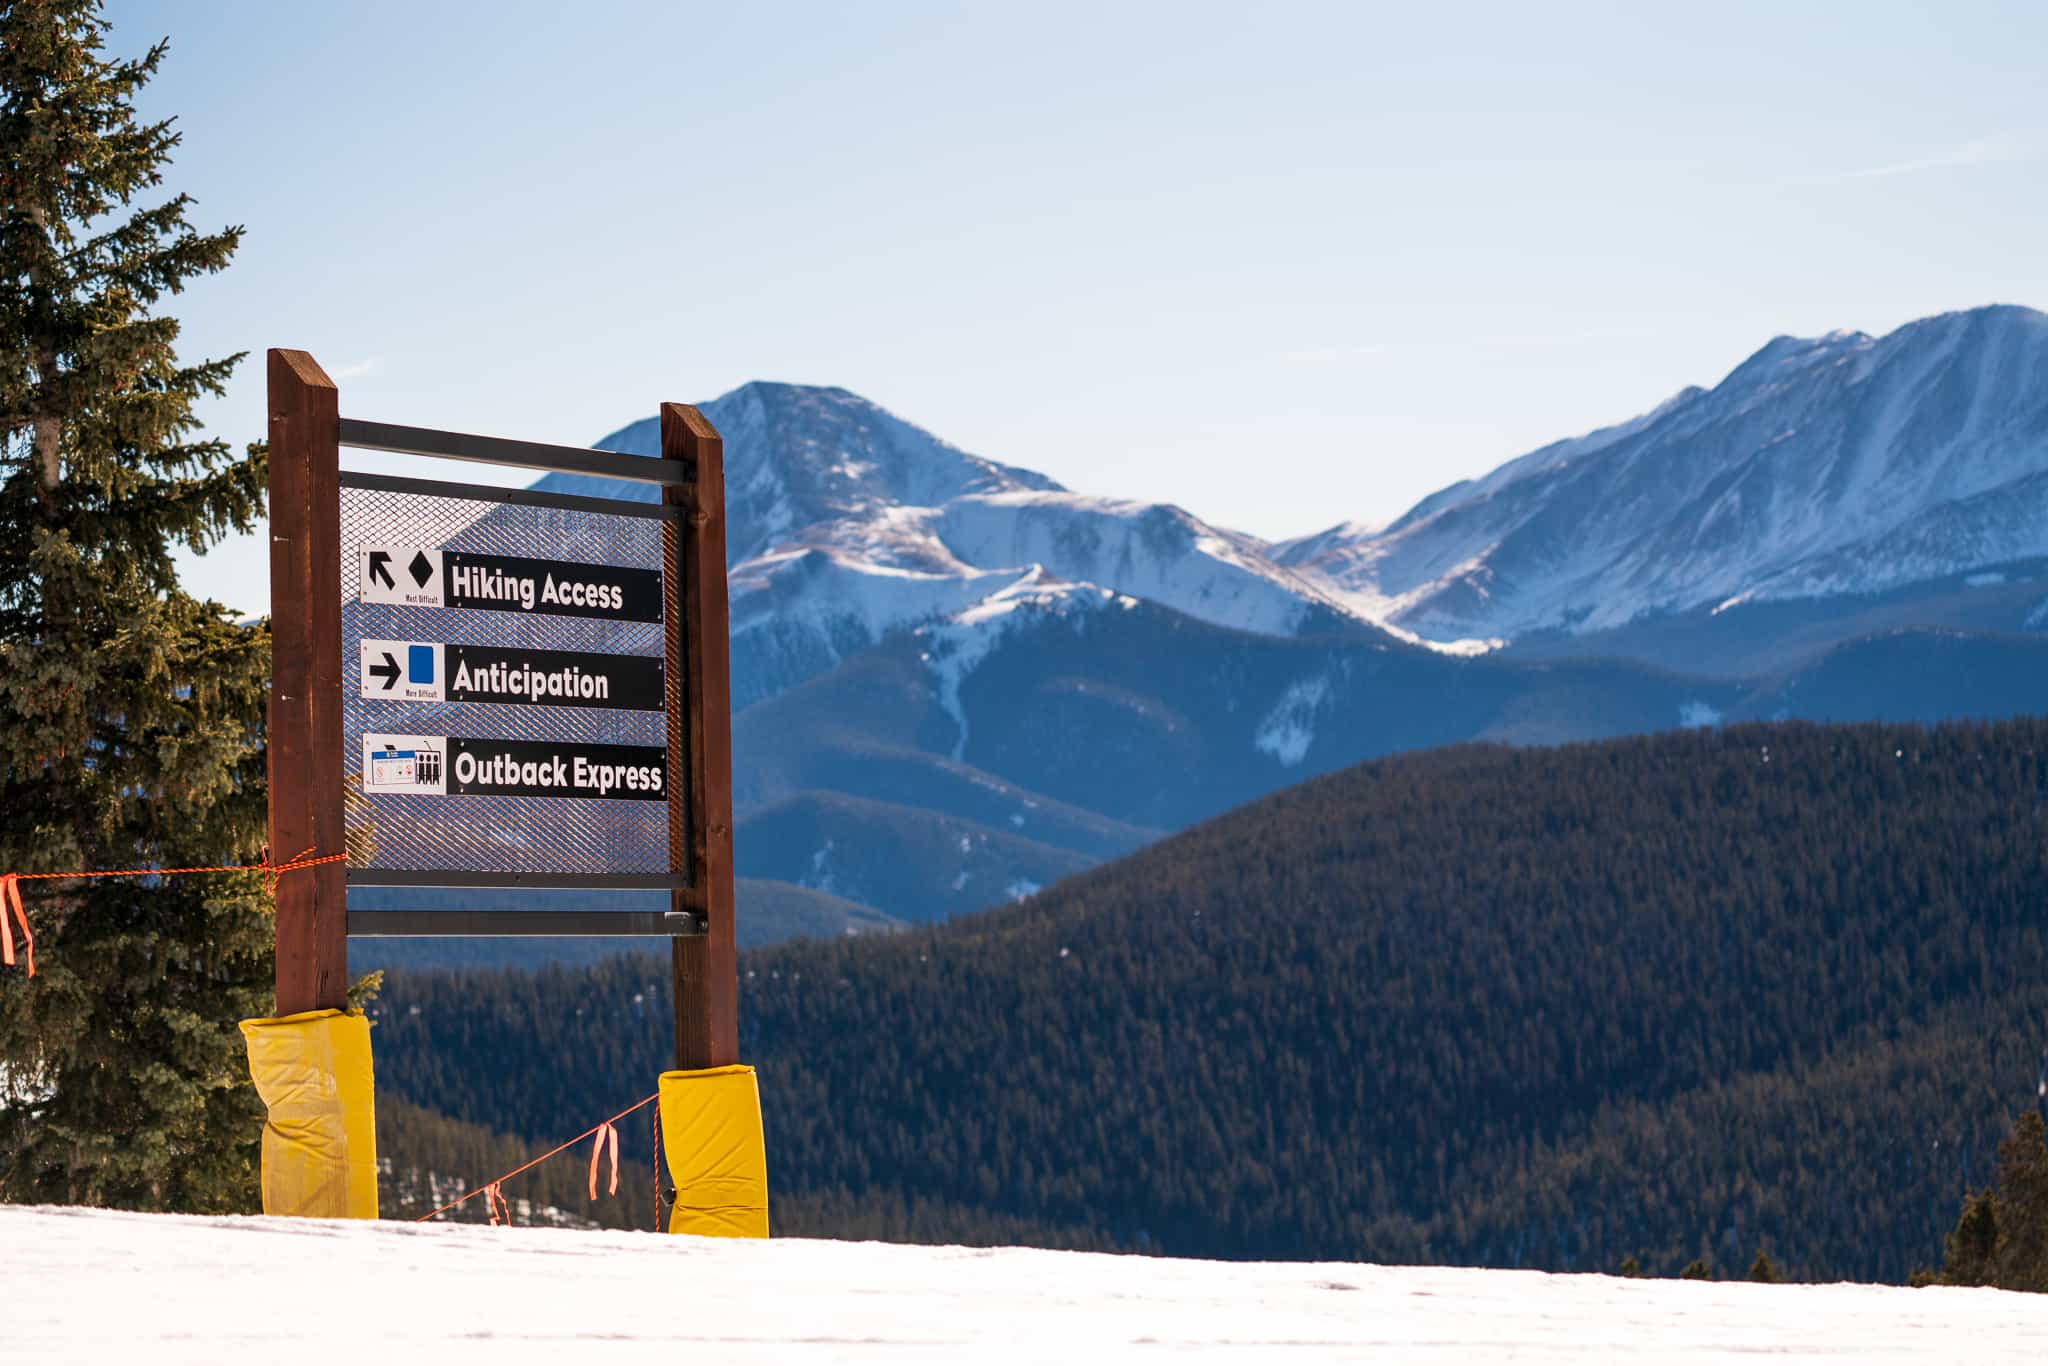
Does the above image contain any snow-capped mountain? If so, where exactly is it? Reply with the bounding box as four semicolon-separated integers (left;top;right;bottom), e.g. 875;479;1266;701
440;302;2048;944
543;382;1378;708
1276;304;2048;647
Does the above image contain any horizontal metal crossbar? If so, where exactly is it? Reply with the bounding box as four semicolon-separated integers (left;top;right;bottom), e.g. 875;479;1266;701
347;909;704;937
337;469;679;521
347;869;696;892
340;417;688;485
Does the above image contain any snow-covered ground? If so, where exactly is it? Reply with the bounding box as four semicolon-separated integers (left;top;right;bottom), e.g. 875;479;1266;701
11;1205;2048;1363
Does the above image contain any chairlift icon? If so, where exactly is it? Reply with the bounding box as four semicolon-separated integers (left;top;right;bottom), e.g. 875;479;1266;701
362;733;448;795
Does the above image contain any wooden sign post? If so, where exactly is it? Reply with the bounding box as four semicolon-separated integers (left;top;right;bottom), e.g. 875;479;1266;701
263;350;737;1066
267;351;348;1015
664;404;738;1068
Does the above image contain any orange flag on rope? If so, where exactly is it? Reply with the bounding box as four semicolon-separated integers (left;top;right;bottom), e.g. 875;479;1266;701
589;1121;620;1200
484;1181;510;1227
0;874;33;978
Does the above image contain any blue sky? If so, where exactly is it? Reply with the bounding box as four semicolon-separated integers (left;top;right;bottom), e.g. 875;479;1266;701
109;1;2047;611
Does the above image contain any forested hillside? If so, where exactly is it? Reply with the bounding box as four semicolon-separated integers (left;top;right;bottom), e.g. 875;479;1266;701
371;719;2048;1278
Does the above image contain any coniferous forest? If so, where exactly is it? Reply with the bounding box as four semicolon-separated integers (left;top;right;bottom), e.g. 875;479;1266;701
373;718;2048;1281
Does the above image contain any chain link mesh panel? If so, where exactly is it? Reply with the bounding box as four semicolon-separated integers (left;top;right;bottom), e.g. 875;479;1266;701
339;480;684;879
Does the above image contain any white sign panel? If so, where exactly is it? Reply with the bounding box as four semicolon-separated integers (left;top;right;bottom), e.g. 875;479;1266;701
361;732;447;795
359;639;446;702
359;545;444;607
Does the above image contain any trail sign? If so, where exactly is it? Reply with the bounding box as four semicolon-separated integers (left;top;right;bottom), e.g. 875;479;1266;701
357;546;663;622
361;733;445;792
359;640;444;700
444;643;664;711
268;349;738;1071
360;733;668;799
356;640;665;710
359;546;442;606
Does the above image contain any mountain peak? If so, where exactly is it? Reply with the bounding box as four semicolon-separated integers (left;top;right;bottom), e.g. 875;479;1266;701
1281;302;2048;642
581;381;1062;566
1716;305;2047;395
556;380;1381;709
1718;328;1872;392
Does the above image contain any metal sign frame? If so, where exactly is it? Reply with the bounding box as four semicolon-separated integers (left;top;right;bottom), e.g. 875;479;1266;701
266;349;738;1068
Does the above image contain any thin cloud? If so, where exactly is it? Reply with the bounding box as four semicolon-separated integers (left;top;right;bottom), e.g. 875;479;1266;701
1839;134;2031;180
1469;328;1657;350
1278;343;1394;364
329;357;380;380
1278;329;1651;366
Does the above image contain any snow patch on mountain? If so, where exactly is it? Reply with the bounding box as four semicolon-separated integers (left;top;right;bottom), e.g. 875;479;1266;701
806;840;839;897
934;491;1347;638
1255;675;1334;767
919;573;1131;760
729;549;1036;652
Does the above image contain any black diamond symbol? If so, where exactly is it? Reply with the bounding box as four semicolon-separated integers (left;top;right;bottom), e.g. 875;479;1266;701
408;551;434;587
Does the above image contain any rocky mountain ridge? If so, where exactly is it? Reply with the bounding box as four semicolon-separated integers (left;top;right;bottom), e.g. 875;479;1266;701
1278;305;2048;652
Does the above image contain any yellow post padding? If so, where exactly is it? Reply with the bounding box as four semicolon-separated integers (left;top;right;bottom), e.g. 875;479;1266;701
239;1009;378;1220
659;1064;769;1237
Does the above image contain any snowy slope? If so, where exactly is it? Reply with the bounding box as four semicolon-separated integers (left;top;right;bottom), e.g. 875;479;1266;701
542;381;1385;708
929;490;1347;638
1276;304;2048;643
14;1205;2048;1363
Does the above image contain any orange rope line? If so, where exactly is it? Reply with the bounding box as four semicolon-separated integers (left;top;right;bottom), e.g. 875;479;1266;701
9;848;346;899
652;1097;664;1232
1;849;346;978
414;1091;660;1225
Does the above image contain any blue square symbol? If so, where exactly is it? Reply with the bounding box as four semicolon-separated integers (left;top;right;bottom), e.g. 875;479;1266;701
408;645;435;685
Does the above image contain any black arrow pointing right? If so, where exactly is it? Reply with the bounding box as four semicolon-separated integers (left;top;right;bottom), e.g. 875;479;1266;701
368;550;396;590
369;651;402;690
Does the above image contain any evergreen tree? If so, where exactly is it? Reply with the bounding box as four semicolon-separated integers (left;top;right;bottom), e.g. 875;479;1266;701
1990;1111;2048;1289
1748;1251;1779;1284
0;1;270;1211
1938;1193;1999;1287
1930;1112;2048;1293
1680;1258;1712;1281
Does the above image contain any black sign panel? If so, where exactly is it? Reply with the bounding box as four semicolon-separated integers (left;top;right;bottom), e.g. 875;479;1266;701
444;550;663;623
447;736;668;801
447;644;665;712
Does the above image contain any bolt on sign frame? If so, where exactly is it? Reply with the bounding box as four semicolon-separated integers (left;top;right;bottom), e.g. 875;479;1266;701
266;349;737;1068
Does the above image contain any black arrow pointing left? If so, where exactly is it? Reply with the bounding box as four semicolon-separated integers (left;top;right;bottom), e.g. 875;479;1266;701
369;651;402;690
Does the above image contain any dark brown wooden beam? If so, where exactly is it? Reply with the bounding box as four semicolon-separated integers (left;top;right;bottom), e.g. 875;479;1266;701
346;910;706;937
663;403;737;1069
337;417;692;485
267;349;348;1015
